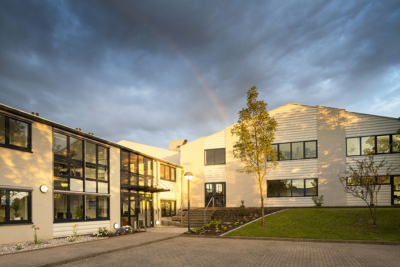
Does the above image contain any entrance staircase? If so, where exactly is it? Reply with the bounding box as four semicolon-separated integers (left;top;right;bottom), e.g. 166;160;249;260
181;209;214;228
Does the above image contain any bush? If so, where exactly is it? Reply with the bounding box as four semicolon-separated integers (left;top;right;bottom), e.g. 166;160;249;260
311;195;324;210
115;227;127;235
98;227;109;237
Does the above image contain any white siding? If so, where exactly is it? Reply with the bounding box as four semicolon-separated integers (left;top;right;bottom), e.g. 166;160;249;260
345;112;400;137
346;155;400;176
269;104;317;143
204;130;225;149
346;185;391;206
268;159;318;180
204;165;226;182
53;221;110;238
267;197;314;207
159;180;179;200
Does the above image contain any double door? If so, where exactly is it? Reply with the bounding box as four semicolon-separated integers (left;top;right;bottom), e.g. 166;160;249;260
122;191;153;228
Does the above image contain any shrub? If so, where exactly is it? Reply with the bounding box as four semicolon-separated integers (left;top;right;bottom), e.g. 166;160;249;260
311;195;324;211
16;243;23;250
98;227;109;237
31;225;44;244
115;227;127;235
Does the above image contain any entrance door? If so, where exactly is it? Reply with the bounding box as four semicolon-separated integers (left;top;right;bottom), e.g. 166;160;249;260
393;177;400;205
138;199;153;228
205;182;226;207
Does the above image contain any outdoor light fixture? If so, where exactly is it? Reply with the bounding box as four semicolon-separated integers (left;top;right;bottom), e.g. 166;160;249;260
39;185;48;193
184;172;193;232
155;220;160;226
114;223;119;229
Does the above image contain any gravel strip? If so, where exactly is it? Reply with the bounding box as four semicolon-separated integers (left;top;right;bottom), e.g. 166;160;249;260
0;236;106;255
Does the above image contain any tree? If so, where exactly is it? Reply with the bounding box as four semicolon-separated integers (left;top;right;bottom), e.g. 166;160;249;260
231;86;278;226
338;155;398;225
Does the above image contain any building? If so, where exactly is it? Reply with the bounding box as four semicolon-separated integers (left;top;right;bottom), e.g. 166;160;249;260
0;102;399;244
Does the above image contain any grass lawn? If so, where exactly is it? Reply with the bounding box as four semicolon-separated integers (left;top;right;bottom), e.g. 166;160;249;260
225;208;400;242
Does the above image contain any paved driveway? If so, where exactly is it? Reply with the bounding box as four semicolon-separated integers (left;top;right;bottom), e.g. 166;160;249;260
65;236;400;267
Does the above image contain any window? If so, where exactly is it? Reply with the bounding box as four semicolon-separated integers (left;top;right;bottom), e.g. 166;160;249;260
205;149;225;165
0;114;31;152
0;189;31;224
346;176;391;186
160;200;176;216
160;164;176;182
270;141;317;161
346;134;400;156
267;179;318;197
204;183;226;207
121;151;154;187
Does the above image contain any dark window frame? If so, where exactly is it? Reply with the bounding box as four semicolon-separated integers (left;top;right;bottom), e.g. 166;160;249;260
120;150;155;187
160;199;176;217
346;176;392;186
204;148;226;165
266;178;318;198
270;141;318;161
204;182;226;207
0;190;32;225
0;114;32;152
346;134;400;157
160;164;176;182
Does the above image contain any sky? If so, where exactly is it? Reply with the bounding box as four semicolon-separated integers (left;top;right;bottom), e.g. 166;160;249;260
1;0;399;149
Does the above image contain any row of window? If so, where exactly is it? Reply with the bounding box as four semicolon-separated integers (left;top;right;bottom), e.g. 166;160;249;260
0;114;31;152
54;132;110;194
0;190;31;224
346;176;391;186
267;179;318;197
54;194;109;221
270;141;317;161
347;135;400;156
160;200;176;216
160;164;177;182
121;151;154;187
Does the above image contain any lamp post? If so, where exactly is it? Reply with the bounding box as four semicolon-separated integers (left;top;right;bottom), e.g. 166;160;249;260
184;172;193;232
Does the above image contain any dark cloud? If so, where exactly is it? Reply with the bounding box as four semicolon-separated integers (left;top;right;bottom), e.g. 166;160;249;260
0;0;399;148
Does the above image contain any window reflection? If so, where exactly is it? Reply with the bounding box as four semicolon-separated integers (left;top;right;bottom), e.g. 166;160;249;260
9;119;28;148
361;136;375;155
0;115;5;144
377;135;390;154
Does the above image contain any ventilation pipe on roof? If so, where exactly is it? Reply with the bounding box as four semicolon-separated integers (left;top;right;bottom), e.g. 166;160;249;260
169;139;188;152
31;112;39;116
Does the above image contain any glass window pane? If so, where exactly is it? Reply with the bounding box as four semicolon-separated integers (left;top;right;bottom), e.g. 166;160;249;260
347;138;360;156
291;180;304;196
98;182;108;193
362;176;375;185
70;178;83;191
267;181;279;197
86;195;97;220
347;177;360;186
0;190;6;222
54;176;69;190
98;166;108;181
171;201;176;216
171;168;175;181
70;161;83;178
205;150;215;165
0;114;5;144
361;136;375;155
393;135;400;153
98;197;108;218
54;158;69;176
215;149;225;164
279;180;291;197
54;194;68;219
9;191;29;221
292;142;304;159
215;183;224;195
98;146;108;166
305;141;317;158
130;174;138;186
215;196;225;207
86;180;97;192
268;144;278;161
86;163;96;179
70;195;83;220
165;166;170;180
86;142;97;164
377;135;390;154
121;171;129;185
139;176;144;186
9;119;28;147
130;153;137;173
70;137;83;160
54;133;68;157
206;184;213;195
121;151;129;171
160;165;165;179
145;158;153;176
378;176;391;184
305;179;318;196
279;143;291;160
138;156;144;175
165;201;171;216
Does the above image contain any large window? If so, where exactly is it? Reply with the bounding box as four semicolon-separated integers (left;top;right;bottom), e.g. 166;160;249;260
205;182;226;207
53;131;110;222
205;149;225;165
160;200;176;216
267;179;318;197
270;141;317;161
346;135;400;156
346;176;391;186
121;151;154;187
0;114;31;152
160;164;176;182
0;189;31;224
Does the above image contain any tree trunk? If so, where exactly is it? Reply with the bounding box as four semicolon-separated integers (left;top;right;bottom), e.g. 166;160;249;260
260;179;264;226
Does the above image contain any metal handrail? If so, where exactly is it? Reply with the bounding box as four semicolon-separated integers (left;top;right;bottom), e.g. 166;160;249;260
204;197;214;224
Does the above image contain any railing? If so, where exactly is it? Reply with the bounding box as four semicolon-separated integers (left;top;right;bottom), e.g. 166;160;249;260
204;197;214;224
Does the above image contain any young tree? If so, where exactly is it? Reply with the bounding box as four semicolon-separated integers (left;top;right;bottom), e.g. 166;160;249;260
338;155;397;225
231;86;278;226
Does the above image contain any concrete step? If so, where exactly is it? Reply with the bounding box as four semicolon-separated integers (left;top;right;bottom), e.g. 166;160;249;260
161;220;181;227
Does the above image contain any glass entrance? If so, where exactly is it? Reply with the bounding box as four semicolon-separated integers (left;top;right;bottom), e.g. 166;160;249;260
393;177;400;205
121;190;153;228
205;182;226;207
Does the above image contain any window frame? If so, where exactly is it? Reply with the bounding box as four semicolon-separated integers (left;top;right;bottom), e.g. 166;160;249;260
0;114;32;152
346;176;392;186
266;178;318;198
120;150;155;187
204;148;226;165
270;140;318;161
204;182;226;207
160;199;176;217
160;164;176;182
346;134;400;156
0;189;32;225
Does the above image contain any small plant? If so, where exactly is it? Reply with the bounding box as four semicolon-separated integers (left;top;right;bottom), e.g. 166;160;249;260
67;236;76;242
240;200;245;208
239;200;248;216
223;227;227;231
32;225;44;244
75;205;84;220
311;195;324;211
72;224;79;238
234;222;239;226
240;222;243;225
115;227;127;235
16;243;23;250
215;230;220;233
124;225;133;234
98;227;109;237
